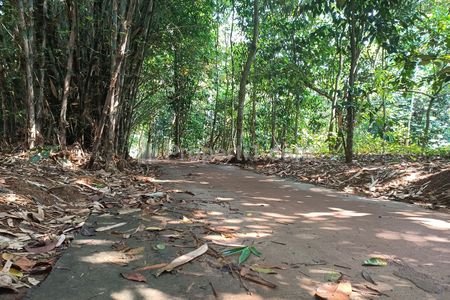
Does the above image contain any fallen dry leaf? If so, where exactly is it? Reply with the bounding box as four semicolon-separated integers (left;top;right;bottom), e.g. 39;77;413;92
240;267;277;288
2;260;12;272
15;256;36;271
0;273;17;292
29;261;53;275
121;272;146;282
156;243;208;277
122;224;145;239
25;241;58;254
124;246;145;256
210;241;247;247
28;277;40;286
135;263;168;272
96;222;127;232
55;234;66;247
250;265;277;274
117;208;141;215
316;280;352;300
145;226;164;231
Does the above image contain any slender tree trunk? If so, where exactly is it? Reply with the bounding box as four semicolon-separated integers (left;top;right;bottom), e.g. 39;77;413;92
423;95;435;147
88;0;136;168
250;77;257;157
136;128;143;157
229;0;236;152
235;0;259;161
294;95;300;146
381;49;386;155
344;0;360;163
174;114;181;151
381;91;387;154
281;126;286;159
290;23;300;149
209;19;220;151
270;94;276;149
0;65;7;142
172;46;182;153
405;93;414;146
17;0;36;149
120;0;154;157
328;33;343;152
59;0;77;149
36;0;47;146
144;118;153;159
223;39;230;151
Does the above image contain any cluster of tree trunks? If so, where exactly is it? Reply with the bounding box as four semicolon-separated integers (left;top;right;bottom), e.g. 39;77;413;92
0;0;155;166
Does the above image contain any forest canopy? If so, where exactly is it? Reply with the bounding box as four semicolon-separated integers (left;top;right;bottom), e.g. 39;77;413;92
0;0;448;166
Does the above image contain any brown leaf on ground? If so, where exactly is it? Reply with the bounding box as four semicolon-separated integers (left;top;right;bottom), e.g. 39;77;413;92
0;149;161;293
29;261;53;275
156;243;208;277
135;263;168;272
123;246;145;256
14;257;36;271
25;241;58;254
121;272;147;282
239;267;277;288
315;280;352;300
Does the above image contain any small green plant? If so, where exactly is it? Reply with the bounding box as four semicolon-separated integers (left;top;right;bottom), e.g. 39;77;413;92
222;246;262;265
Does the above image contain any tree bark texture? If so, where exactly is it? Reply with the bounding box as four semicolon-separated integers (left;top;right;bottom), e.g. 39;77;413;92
235;0;259;161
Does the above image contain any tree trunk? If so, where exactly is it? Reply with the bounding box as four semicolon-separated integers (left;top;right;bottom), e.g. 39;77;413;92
88;0;136;168
229;0;236;152
17;0;36;149
0;65;7;142
280;126;286;159
344;0;360;163
144;119;153;159
381;49;386;155
250;77;257;157
423;95;435;147
235;0;259;161
172;46;181;153
294;93;301;148
270;94;276;149
328;33;343;152
36;0;47;146
59;0;77;149
209;19;220;151
405;93;414;146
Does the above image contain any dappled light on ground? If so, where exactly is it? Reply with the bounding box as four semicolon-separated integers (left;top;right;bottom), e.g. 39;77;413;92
111;286;179;300
297;208;371;221
250;196;286;202
73;239;114;246
406;217;450;230
24;161;450;299
376;230;450;245
80;250;143;265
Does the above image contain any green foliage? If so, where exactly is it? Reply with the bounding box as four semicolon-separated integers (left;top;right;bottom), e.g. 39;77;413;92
222;245;261;265
1;0;447;158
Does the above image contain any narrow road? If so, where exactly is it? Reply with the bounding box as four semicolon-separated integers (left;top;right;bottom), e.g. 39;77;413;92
27;161;450;299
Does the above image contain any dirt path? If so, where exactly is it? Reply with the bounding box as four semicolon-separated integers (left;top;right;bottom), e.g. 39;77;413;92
26;161;450;299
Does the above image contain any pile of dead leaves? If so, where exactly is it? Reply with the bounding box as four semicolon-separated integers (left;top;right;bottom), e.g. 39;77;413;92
0;149;160;295
239;155;450;210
